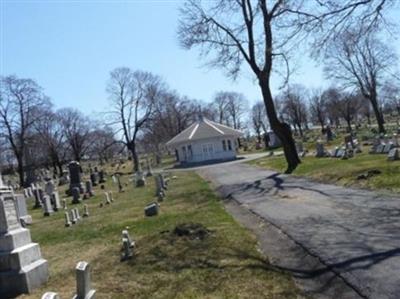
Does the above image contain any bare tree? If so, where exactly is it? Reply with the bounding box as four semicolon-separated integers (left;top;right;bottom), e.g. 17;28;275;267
251;101;269;145
0;75;50;186
331;92;362;132
34;108;68;176
280;85;308;137
324;31;397;133
107;67;163;172
87;126;119;165
212;92;230;124
178;0;393;172
381;80;400;118
58;108;92;162
309;89;327;131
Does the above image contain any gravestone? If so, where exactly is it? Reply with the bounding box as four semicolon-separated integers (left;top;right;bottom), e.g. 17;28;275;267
43;195;54;216
71;187;81;204
160;173;168;190
144;202;158;217
387;148;399;161
122;229;135;248
315;143;325;158
146;157;153;177
376;144;385;154
83;204;89;217
85;181;94;197
44;180;55;196
33;187;44;209
383;143;394;154
109;191;114;202
331;147;339;158
336;148;345;158
14;194;32;225
41;292;60;299
90;173;98;187
68;161;84;194
135;171;146;187
65;212;72;227
75;208;81;221
72;261;96;299
155;176;165;200
62;198;67;210
51;191;61;211
98;170;106;183
0;193;48;298
121;238;134;261
104;192;111;205
70;209;77;224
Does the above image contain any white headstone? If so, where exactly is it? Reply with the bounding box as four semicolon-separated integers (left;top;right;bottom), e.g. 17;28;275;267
73;261;96;299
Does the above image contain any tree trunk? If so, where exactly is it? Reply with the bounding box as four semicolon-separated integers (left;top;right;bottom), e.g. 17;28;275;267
259;77;300;173
298;124;303;137
369;95;385;133
17;157;24;187
346;119;352;132
128;143;139;172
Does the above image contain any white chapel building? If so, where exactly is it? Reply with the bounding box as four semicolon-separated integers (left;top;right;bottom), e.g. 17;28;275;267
166;117;243;165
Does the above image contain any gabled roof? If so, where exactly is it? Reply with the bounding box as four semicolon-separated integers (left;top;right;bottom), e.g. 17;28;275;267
166;117;243;147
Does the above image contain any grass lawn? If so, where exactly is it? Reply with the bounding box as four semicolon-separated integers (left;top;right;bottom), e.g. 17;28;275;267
249;150;400;193
21;171;302;298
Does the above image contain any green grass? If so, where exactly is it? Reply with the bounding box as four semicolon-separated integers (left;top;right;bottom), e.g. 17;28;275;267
249;148;400;193
21;170;302;298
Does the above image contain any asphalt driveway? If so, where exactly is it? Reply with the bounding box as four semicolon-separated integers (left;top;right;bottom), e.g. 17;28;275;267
198;163;400;299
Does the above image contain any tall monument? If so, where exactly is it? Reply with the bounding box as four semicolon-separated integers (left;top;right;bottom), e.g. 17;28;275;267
0;176;48;298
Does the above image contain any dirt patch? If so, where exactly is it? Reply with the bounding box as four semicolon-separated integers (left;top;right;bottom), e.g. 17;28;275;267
172;222;211;240
356;169;382;180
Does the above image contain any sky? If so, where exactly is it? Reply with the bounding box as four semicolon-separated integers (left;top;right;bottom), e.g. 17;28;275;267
1;0;399;117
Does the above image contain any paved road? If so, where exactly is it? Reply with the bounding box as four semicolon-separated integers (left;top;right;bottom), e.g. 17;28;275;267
198;163;400;299
164;152;273;172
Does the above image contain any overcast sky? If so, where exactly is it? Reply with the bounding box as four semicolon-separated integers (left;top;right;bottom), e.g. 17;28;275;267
1;1;399;117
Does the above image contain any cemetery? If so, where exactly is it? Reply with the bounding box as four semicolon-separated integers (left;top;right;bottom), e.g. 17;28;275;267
0;162;299;298
2;1;400;298
250;130;400;193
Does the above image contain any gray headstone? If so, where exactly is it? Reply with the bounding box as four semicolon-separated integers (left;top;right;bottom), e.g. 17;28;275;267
43;195;54;216
44;180;55;196
83;204;89;217
73;261;96;299
14;194;32;225
121;238;134;261
376;144;385;154
90;173;98;186
72;187;81;204
0;194;49;297
98;170;106;183
135;171;146;187
52;191;61;211
62;198;67;210
85;181;94;197
387;148;399;161
122;229;135;248
68;161;83;194
315;143;325;158
383;143;394;154
144;202;158;217
34;188;44;209
336;148;345;158
65;212;72;227
70;209;77;224
41;292;60;299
